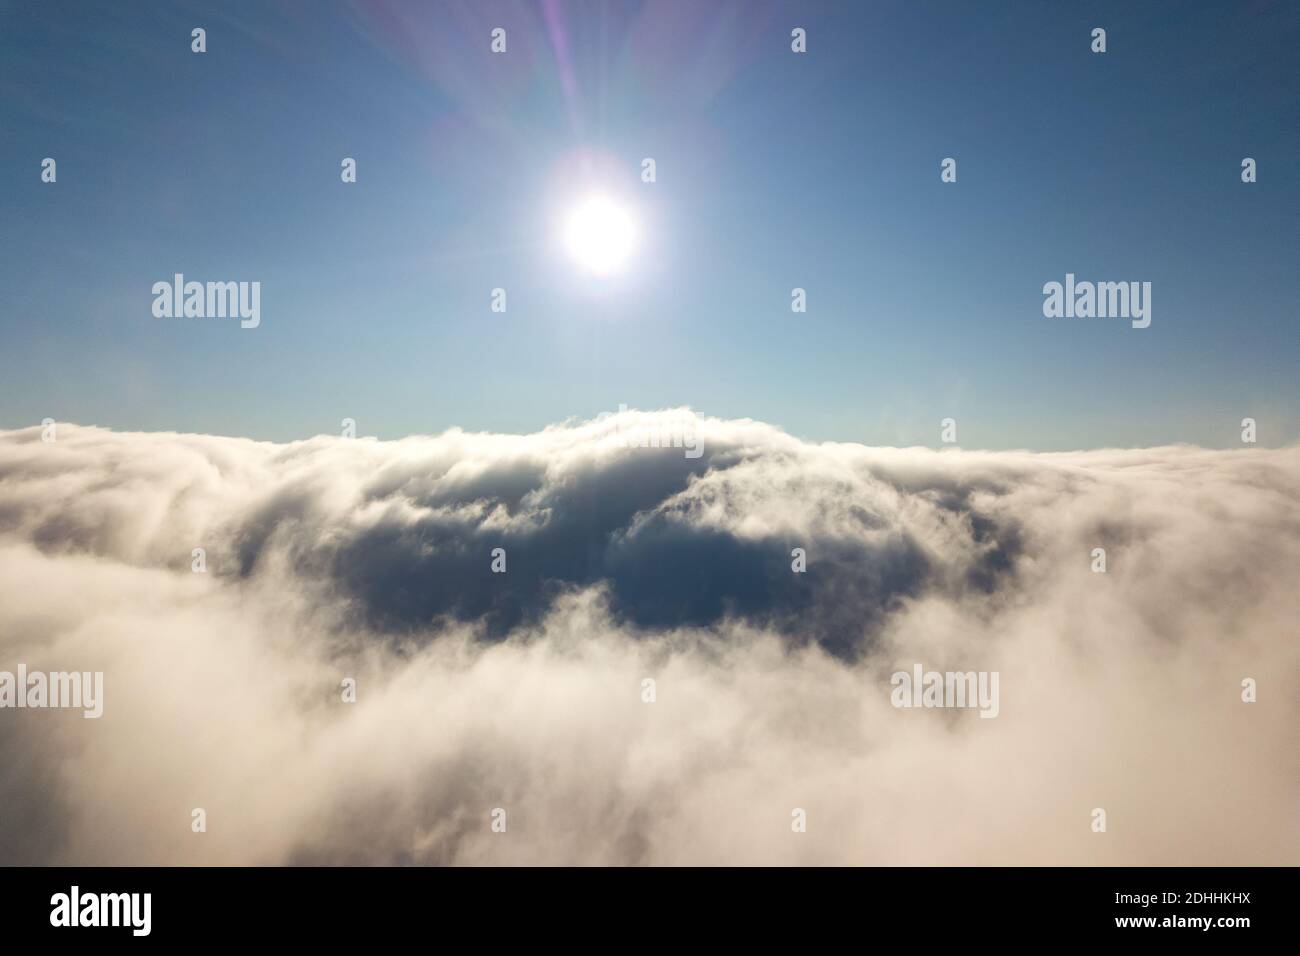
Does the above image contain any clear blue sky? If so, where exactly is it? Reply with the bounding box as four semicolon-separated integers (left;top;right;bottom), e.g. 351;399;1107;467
2;0;1297;449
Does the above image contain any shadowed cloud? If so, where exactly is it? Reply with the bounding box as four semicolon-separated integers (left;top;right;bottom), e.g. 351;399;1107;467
0;412;1297;865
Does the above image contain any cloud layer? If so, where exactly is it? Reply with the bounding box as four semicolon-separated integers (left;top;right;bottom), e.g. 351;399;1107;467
1;412;1297;864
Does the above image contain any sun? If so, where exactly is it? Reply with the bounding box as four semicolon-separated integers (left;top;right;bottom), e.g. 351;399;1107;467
563;196;636;276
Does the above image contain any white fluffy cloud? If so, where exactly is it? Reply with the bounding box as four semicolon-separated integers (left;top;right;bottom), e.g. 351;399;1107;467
1;413;1296;864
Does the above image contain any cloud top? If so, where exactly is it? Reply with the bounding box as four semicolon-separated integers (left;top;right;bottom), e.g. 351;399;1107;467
1;413;1296;864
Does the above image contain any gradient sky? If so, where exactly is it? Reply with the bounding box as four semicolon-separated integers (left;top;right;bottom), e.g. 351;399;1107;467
2;0;1297;449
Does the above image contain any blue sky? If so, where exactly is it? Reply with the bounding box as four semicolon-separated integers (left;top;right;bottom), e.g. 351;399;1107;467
2;0;1297;449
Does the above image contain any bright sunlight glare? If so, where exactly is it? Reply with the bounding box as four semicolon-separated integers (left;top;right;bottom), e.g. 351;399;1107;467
562;196;637;276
